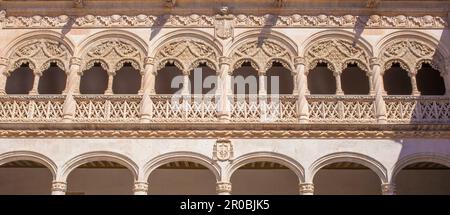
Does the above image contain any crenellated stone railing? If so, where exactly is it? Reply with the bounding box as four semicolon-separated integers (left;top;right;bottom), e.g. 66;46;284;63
0;94;449;124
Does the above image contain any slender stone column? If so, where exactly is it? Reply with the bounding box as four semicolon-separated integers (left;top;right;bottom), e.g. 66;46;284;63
216;181;232;195
0;57;9;95
140;57;156;95
133;181;149;195
299;182;314;195
258;72;267;96
410;72;420;96
218;57;232;122
334;71;344;95
51;181;67;195
371;58;387;124
443;59;450;96
181;72;190;95
104;70;115;95
294;57;309;123
381;183;396;195
368;73;375;95
63;57;82;94
28;72;41;95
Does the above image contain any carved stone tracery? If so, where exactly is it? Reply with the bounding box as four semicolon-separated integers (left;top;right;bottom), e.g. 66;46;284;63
306;39;370;74
82;39;144;73
231;39;293;73
155;39;218;72
8;39;71;74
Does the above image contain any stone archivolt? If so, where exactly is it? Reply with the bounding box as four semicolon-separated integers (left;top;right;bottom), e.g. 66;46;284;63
7;39;71;74
82;39;144;72
231;40;293;72
155;39;218;72
306;39;370;73
1;11;446;29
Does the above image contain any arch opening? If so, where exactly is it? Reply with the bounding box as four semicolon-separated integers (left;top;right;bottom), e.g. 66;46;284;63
38;62;67;94
416;63;445;95
307;62;336;94
80;63;108;94
155;62;184;95
341;63;370;95
265;62;293;95
5;63;34;94
383;63;412;95
0;160;52;194
112;62;142;94
188;63;217;95
232;62;259;95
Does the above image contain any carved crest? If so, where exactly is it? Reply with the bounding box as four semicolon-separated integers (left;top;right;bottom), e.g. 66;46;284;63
214;15;234;40
213;138;233;161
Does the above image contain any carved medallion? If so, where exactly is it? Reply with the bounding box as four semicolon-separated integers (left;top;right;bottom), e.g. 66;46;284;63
213;138;233;161
214;15;234;40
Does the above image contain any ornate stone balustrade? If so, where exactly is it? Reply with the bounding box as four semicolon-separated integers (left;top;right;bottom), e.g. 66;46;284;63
0;95;449;124
384;96;450;124
307;95;377;123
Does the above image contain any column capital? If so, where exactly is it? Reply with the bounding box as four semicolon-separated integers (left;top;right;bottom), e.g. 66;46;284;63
144;57;156;66
51;181;67;193
133;181;149;194
219;56;231;66
381;183;396;195
70;57;82;66
0;57;9;67
294;57;306;66
299;182;314;195
216;181;232;194
369;57;382;67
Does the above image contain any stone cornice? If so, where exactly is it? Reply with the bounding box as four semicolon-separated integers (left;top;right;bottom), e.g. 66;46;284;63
0;11;447;29
0;123;449;138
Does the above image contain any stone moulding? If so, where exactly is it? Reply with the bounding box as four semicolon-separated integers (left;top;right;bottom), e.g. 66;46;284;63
0;11;447;29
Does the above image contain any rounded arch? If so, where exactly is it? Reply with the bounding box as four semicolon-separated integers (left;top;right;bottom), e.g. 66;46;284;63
1;30;75;57
60;151;138;181
302;30;372;73
0;151;57;180
376;31;447;74
226;152;304;182
309;152;388;183
391;153;450;181
226;30;297;73
142;152;221;182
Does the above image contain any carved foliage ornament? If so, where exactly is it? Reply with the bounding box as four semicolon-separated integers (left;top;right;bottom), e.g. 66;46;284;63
306;39;369;73
155;39;218;72
213;138;233;162
1;11;445;28
231;39;293;72
8;39;71;74
381;39;438;73
83;39;143;72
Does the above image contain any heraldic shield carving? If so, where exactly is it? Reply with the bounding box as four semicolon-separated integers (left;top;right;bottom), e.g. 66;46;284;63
213;138;233;161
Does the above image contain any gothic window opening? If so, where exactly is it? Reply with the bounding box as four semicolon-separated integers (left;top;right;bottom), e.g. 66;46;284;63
155;62;184;95
383;63;412;95
188;63;217;95
113;62;141;94
307;62;336;94
38;62;67;94
232;62;259;95
416;63;445;95
5;63;34;94
265;62;293;95
80;63;109;94
341;63;370;95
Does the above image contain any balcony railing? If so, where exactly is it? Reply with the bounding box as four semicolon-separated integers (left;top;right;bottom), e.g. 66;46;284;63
0;94;449;124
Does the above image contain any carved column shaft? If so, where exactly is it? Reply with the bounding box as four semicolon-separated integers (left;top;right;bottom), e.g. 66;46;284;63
295;57;309;123
105;71;115;95
410;73;420;96
133;181;149;195
371;58;387;123
299;182;314;195
216;181;232;195
51;181;67;195
381;183;396;195
218;57;232;121
64;57;82;94
0;58;8;95
141;57;156;95
29;73;41;95
334;72;344;95
258;72;267;95
181;73;190;95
